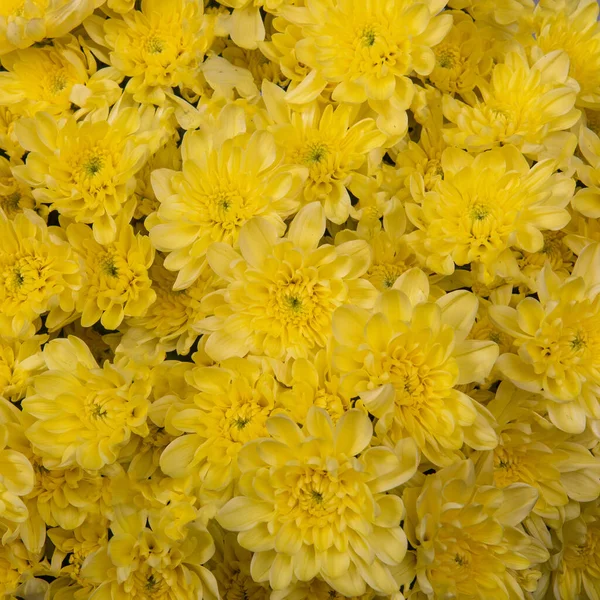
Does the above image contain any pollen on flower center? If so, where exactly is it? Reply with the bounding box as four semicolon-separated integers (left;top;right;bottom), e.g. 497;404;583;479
304;142;329;164
436;45;461;70
100;255;119;278
469;203;490;221
361;26;376;47
83;156;104;178
145;36;165;55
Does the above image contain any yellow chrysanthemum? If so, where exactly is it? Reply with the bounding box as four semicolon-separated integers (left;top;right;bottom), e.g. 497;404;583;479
271;579;379;600
0;210;80;338
13;105;157;245
534;0;600;109
0;157;36;218
80;505;218;600
0;398;34;544
85;0;211;105
23;336;150;470
332;269;499;466
442;49;581;155
217;407;418;596
266;89;386;224
160;357;280;503
490;242;600;433
0;35;120;118
0;540;45;599
147;129;303;290
551;499;600;600
67;221;156;331
573;125;600;218
0;335;45;403
405;145;573;282
223;43;288;88
472;382;600;524
0;0;103;56
200;203;376;361
287;0;452;136
404;459;549;600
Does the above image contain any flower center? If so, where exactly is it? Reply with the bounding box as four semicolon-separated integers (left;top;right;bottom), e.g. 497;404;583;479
469;202;490;221
304;142;329;165
83;156;104;178
146;36;165;54
564;525;600;571
435;44;461;70
361;26;376;47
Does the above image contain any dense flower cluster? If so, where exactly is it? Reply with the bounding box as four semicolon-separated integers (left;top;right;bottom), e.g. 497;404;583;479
2;1;600;599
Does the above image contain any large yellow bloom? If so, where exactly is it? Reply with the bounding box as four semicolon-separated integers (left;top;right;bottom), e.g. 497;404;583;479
332;269;499;466
265;88;386;224
23;337;150;471
442;49;581;155
0;0;103;56
472;382;600;524
200;203;376;361
84;0;211;105
160;357;280;504
67;221;155;331
13;106;155;245
490;242;600;433
0;210;80;338
147;129;303;290
405;145;573;282
217;407;418;596
287;0;452;136
404;459;549;599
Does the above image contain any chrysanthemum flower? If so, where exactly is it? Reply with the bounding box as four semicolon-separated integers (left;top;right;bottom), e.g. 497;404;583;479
287;0;452;136
0;210;80;338
67;221;155;331
0;335;46;403
332;269;499;465
217;407;418;596
13;106;155;245
472;382;600;524
534;0;600;109
404;459;549;599
573;125;600;218
23;336;150;470
405;145;574;282
265;89;386;224
200;203;376;361
147;129;303;290
0;540;45;599
442;49;581;155
80;506;219;600
0;0;103;56
223;43;288;88
160;357;280;503
551;499;600;599
490;242;600;433
84;0;211;105
0;35;121;118
0;157;36;219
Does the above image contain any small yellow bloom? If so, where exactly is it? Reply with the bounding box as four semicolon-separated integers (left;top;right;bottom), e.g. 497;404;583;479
217;407;418;596
0;335;46;402
490;242;600;433
0;210;80;338
404;459;549;599
333;269;499;466
67;221;155;331
23;336;150;470
14;106;154;245
200;203;376;361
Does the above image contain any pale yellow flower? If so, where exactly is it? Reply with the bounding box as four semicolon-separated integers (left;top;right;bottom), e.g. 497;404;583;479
0;335;46;403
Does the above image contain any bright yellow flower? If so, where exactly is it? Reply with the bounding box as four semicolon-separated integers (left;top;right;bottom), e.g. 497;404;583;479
573;125;600;218
552;499;600;600
442;49;581;155
534;0;600;109
404;459;549;600
0;210;80;338
217;407;418;596
80;505;219;600
0;399;34;544
0;540;46;599
448;0;533;28
265;89;386;224
0;106;23;159
200;203;376;361
490;242;600;433
271;579;378;600
0;157;36;218
67;221;156;331
223;43;289;88
13;106;155;245
0;35;121;118
288;0;452;136
0;0;103;56
332;269;499;466
160;357;280;503
23;336;150;470
117;257;221;361
147;129;303;290
85;0;211;105
472;382;600;524
0;335;45;403
405;145;574;282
